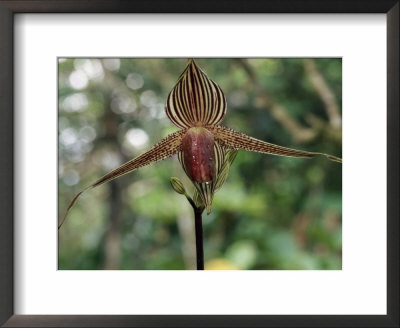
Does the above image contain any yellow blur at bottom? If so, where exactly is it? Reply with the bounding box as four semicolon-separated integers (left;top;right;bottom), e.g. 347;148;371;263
205;258;239;270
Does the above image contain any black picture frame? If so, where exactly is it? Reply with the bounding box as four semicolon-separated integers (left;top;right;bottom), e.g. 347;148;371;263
0;1;398;327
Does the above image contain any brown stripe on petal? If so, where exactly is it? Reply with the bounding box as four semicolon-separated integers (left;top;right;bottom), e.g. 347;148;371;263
209;125;342;163
196;142;232;214
59;129;186;229
189;63;201;122
177;151;188;176
196;63;208;123
193;65;205;123
165;59;227;128
213;140;225;173
212;79;227;124
170;87;185;127
193;189;205;208
198;182;214;214
214;148;238;192
199;69;211;123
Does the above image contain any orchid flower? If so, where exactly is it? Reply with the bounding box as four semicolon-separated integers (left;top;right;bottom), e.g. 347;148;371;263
59;59;341;229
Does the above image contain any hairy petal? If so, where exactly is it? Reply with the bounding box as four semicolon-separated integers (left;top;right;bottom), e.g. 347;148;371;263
165;59;226;128
59;129;186;229
209;125;342;163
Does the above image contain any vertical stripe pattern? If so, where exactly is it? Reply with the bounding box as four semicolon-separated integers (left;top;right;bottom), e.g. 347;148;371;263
166;59;227;129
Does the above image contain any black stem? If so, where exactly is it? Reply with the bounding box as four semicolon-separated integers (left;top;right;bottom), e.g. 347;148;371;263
194;207;204;270
184;195;205;270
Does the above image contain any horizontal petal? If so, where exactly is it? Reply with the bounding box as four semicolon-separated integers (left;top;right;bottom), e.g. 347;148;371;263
165;59;226;128
59;129;186;229
209;125;342;163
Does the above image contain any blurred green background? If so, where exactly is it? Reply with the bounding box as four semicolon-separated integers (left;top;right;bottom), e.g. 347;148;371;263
58;58;342;270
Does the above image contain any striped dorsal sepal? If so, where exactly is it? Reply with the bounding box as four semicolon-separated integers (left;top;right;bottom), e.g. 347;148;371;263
165;59;227;129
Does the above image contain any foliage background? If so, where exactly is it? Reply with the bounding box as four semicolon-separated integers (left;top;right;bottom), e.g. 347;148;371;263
58;58;342;270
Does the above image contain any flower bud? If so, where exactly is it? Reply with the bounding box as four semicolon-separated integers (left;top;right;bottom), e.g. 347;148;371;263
170;177;186;195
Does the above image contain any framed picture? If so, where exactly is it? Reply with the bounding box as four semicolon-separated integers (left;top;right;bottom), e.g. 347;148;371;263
57;57;343;272
1;1;398;327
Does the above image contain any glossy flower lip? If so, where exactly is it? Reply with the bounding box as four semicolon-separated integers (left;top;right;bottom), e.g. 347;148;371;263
181;127;216;183
59;59;342;229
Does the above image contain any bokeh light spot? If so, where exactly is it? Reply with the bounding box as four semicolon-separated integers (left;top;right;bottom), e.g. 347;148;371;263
140;90;157;107
60;127;78;146
62;93;88;112
103;58;120;71
102;151;122;171
111;94;137;114
126;73;144;90
74;59;104;81
69;70;88;90
63;169;80;186
125;128;149;149
79;126;97;143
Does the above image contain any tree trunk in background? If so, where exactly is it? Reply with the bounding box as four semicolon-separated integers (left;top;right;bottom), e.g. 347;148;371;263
102;91;127;270
177;211;196;269
104;179;122;269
